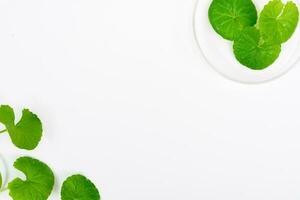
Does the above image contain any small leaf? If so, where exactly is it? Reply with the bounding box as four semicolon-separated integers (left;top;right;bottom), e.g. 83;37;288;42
0;105;43;150
8;157;55;200
0;105;15;127
61;174;100;200
233;27;281;69
208;0;258;40
259;0;299;44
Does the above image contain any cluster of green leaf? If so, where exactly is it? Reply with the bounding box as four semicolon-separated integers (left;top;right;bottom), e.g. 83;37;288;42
0;105;100;200
209;0;299;70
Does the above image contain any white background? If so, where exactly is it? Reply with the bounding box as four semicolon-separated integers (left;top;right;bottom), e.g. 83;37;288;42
0;0;300;199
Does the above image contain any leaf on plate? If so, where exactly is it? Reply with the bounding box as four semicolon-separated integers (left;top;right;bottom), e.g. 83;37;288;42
8;157;55;200
209;0;258;40
259;0;299;44
0;105;43;150
61;174;100;200
233;27;281;69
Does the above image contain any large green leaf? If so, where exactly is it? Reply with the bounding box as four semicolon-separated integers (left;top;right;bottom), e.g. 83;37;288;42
233;27;281;69
209;0;258;40
8;157;55;200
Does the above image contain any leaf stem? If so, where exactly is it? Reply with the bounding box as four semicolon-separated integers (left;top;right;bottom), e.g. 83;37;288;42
0;187;8;193
0;129;7;134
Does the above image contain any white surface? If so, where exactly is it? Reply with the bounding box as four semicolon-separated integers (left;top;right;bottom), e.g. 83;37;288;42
0;0;300;199
194;0;300;83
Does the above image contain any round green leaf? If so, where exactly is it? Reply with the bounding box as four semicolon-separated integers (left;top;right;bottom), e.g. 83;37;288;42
259;0;299;44
208;0;258;40
8;157;55;200
61;174;100;200
8;109;43;150
233;27;281;70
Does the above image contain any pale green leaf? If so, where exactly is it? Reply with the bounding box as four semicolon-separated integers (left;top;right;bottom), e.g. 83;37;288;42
259;0;299;44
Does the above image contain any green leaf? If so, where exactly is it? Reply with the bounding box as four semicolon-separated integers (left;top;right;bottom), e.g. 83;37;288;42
208;0;258;40
259;0;299;44
0;172;2;189
8;157;54;200
0;105;15;127
8;109;43;150
0;105;43;150
233;27;281;70
61;174;100;200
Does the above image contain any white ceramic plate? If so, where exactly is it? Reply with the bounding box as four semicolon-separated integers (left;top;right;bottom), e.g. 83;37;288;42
193;0;300;84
